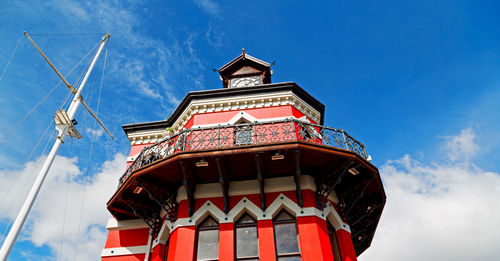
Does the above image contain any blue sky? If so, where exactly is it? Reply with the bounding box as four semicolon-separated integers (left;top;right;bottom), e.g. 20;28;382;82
0;1;499;260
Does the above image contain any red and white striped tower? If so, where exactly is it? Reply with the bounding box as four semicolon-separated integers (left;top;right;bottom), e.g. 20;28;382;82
102;50;386;261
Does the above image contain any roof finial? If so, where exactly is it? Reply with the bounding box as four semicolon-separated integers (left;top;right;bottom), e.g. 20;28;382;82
242;48;246;55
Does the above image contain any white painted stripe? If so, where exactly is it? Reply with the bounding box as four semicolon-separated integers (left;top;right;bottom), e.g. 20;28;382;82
101;245;148;257
106;218;149;231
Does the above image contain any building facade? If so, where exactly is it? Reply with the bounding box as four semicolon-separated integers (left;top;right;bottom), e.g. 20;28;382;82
102;51;386;261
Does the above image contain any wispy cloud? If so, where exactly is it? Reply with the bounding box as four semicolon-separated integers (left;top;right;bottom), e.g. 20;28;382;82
193;0;222;18
49;0;206;114
206;23;225;48
360;128;500;261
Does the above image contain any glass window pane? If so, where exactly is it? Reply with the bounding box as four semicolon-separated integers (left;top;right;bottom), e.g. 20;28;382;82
275;210;295;222
274;223;299;254
197;230;219;260
278;256;301;261
236;226;258;258
236;213;256;226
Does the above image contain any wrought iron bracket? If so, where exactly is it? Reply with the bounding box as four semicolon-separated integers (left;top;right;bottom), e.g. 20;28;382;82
136;179;178;222
255;154;266;211
293;149;304;208
344;176;375;217
315;160;354;210
216;157;230;214
180;159;196;216
123;199;163;238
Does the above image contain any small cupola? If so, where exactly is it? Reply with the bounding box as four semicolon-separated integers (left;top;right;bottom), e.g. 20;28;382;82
218;49;272;88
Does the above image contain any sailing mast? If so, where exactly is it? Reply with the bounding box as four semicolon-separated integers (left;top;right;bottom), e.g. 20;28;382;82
0;33;111;260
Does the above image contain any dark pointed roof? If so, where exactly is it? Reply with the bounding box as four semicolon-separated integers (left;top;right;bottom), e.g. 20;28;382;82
218;49;271;76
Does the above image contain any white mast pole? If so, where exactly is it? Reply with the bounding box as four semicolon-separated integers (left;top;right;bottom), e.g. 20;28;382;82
0;33;110;260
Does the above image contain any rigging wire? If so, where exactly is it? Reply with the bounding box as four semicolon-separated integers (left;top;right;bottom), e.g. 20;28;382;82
0;34;23;82
0;41;100;144
0;128;56;244
0;42;98;244
59;137;73;261
28;33;106;37
0;44;94;204
73;48;108;259
0;110;56;205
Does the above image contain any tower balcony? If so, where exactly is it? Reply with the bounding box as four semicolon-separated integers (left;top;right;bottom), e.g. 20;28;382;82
107;119;386;255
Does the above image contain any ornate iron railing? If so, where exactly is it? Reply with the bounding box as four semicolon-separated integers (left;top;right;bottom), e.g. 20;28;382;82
119;119;368;188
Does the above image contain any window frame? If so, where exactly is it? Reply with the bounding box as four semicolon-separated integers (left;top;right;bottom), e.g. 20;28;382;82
273;210;301;260
195;216;220;261
327;221;342;261
234;213;259;261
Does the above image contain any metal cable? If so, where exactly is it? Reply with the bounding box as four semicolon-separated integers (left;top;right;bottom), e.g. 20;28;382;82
0;34;23;82
0;128;56;243
72;48;107;260
0;42;100;144
59;138;73;261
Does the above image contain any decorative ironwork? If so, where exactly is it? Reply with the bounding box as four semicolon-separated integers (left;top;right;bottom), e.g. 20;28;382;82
119;119;368;188
315;160;354;210
123;199;163;238
136;180;178;222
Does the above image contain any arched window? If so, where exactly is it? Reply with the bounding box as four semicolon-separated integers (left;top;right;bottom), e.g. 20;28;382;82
273;210;301;260
196;216;219;261
235;213;259;260
327;222;342;261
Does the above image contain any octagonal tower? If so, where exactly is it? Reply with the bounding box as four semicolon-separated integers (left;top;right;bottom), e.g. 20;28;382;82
102;50;386;261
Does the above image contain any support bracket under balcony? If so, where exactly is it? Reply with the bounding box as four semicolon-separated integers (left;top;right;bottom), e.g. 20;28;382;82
315;160;354;210
180;159;196;217
136;179;178;222
216;157;230;214
122;198;162;238
293;149;304;208
254;154;266;211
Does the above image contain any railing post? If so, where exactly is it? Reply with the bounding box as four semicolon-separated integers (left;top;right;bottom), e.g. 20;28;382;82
341;129;348;149
218;125;221;148
253;122;257;144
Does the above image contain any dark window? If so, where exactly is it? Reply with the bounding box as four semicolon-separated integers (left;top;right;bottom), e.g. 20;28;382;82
196;216;219;261
273;210;301;260
327;222;342;261
235;213;259;260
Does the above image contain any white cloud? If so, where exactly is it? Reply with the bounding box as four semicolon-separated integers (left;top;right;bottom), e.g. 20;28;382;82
0;153;126;260
193;0;222;18
85;127;104;138
360;128;500;261
444;127;479;162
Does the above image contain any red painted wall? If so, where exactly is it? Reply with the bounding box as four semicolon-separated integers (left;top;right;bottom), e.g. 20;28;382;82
104;228;150;248
219;223;234;261
182;105;309;129
336;229;358;261
166;226;196;261
258;220;276;261
297;216;334;261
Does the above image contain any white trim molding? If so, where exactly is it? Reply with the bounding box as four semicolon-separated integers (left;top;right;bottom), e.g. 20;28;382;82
101;245;148;257
106;218;149;231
